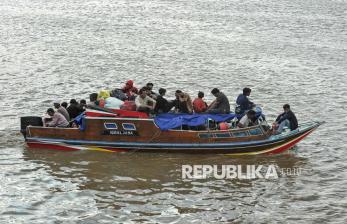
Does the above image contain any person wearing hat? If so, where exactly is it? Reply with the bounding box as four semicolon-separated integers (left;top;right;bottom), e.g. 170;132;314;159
53;101;70;121
45;108;69;127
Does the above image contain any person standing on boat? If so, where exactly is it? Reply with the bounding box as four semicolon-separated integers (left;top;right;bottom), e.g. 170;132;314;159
273;104;298;134
154;88;170;114
206;88;230;114
237;110;256;128
135;88;156;114
236;87;255;114
53;101;70;121
44;108;69;127
193;91;207;113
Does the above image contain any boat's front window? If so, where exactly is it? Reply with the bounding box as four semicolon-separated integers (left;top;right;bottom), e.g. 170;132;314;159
122;123;136;131
104;123;118;129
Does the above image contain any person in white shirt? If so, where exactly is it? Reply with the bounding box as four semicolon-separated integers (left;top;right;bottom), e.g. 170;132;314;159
135;88;156;114
237;110;256;128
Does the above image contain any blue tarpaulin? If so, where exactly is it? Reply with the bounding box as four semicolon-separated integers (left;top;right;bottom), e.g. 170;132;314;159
74;112;86;130
154;113;238;131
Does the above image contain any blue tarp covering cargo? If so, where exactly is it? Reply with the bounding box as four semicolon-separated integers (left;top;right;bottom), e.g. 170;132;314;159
154;113;237;131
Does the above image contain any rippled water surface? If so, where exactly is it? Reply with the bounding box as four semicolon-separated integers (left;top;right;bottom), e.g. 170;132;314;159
1;0;347;223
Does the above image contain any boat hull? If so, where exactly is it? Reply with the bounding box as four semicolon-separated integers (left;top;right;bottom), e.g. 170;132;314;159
24;121;320;155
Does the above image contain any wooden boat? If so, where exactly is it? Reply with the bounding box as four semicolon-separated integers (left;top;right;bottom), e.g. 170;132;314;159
20;109;323;155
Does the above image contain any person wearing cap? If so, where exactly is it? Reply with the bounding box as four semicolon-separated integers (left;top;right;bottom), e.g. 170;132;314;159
206;88;230;114
193;91;207;113
45;108;69;127
122;80;138;100
53;101;70;121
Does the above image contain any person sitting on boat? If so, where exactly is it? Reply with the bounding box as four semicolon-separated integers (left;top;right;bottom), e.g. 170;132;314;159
176;92;193;114
193;91;208;113
135;88;156;114
53;101;70;122
237;110;256;128
87;93;98;108
236;87;255;114
273;104;298;134
79;99;87;111
44;108;69;128
122;80;138;101
145;82;159;99
206;88;230;114
67;99;84;120
154;88;171;114
61;102;68;109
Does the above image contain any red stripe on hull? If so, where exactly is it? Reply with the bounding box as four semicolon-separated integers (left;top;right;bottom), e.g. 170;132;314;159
266;128;316;154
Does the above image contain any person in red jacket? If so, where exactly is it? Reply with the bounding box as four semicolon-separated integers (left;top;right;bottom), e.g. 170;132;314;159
122;80;138;100
193;91;207;113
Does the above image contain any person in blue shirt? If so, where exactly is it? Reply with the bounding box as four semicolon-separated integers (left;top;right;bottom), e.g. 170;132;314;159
236;87;255;114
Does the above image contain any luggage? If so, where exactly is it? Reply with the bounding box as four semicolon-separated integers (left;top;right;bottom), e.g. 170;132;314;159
98;90;110;99
110;89;127;101
120;101;136;111
105;97;124;109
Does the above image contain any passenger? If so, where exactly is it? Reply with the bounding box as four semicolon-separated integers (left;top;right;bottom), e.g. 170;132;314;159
45;108;69;127
236;87;255;114
176;92;193;114
146;82;158;99
53;101;70;121
170;90;182;112
154;88;170;114
88;93;98;107
193;91;207;113
79;99;87;111
206;88;230;114
61;102;68;109
67;99;83;120
238;110;256;128
122;80;138;100
135;88;156;114
273;104;298;134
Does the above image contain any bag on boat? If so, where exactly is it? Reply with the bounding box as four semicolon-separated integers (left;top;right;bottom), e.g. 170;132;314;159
120;101;136;111
105;97;124;109
110;89;127;101
98;90;110;99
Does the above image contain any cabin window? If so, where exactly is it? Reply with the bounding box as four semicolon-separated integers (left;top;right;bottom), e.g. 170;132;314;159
104;123;118;129
215;132;231;138
199;133;214;138
122;123;136;131
249;128;262;136
233;131;248;137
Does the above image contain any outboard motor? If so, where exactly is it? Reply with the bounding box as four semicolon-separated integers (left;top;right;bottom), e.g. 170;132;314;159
20;116;43;139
